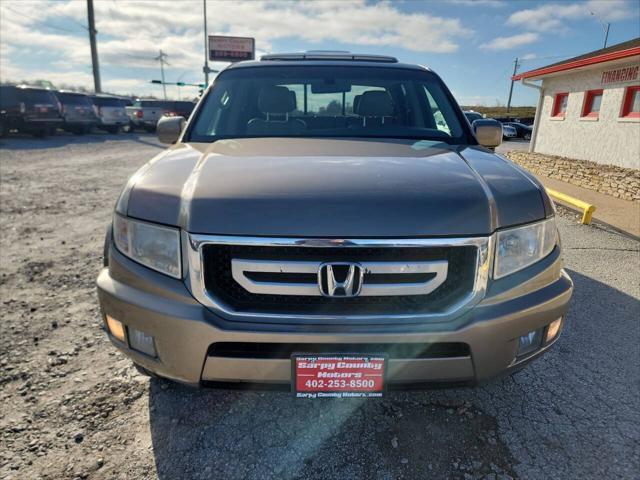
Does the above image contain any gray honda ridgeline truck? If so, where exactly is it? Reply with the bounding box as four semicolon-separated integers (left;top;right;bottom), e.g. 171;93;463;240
97;52;572;391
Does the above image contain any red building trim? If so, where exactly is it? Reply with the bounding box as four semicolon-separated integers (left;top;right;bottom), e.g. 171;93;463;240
513;47;640;81
581;89;603;118
551;92;569;117
620;85;640;118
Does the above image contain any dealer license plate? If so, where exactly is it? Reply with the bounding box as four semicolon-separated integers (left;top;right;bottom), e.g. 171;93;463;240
293;354;386;398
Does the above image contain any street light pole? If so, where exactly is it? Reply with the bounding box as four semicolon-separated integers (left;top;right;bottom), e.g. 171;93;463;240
506;57;520;114
203;0;210;85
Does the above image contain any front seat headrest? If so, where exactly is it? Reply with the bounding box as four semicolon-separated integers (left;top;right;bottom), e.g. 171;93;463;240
258;86;296;114
357;90;394;117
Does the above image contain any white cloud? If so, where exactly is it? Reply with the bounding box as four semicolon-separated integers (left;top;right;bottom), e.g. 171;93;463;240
447;0;505;6
520;53;537;60
479;32;539;51
507;0;633;32
0;0;473;95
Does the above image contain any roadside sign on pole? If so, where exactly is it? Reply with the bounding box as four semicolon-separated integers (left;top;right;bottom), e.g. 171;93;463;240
208;35;255;62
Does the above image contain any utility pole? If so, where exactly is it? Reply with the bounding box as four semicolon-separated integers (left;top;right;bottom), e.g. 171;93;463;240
590;11;610;48
87;0;101;93
154;50;169;100
203;0;210;85
506;57;520;114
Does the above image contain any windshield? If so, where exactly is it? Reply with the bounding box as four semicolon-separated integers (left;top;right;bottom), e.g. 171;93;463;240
92;96;123;107
17;89;57;104
188;66;470;144
57;93;91;106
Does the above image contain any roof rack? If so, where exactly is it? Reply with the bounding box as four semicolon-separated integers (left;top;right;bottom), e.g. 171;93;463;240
261;51;398;63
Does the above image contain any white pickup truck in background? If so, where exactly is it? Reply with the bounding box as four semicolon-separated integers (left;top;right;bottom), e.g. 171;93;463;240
126;100;195;132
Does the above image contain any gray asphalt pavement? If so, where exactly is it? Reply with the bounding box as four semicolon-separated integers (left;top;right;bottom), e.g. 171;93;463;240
0;133;638;480
496;139;530;154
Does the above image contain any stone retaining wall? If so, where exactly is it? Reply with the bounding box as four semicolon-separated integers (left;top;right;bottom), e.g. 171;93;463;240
505;151;640;202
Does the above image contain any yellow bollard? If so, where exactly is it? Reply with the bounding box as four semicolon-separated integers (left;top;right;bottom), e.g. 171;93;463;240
546;188;596;225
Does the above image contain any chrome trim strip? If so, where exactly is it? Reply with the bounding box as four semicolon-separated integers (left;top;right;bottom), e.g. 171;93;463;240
231;259;448;297
184;233;494;324
232;259;320;296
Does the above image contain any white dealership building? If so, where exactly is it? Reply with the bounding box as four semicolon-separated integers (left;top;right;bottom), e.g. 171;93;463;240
514;38;640;169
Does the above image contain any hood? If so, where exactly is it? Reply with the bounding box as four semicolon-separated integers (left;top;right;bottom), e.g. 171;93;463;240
122;138;548;237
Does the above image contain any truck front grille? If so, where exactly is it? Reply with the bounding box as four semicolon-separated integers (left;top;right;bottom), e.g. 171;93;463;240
201;244;477;316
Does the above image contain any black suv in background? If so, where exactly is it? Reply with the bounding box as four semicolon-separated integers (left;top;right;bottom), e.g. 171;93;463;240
0;85;63;137
56;91;98;135
169;100;196;119
503;122;533;140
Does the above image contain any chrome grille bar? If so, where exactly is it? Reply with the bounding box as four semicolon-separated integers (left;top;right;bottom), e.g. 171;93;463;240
231;259;448;296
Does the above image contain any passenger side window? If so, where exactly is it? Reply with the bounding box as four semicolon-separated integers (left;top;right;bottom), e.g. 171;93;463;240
192;87;233;136
424;88;451;135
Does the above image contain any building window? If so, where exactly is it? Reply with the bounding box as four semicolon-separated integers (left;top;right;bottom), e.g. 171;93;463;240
552;93;569;117
581;89;603;118
620;85;640;118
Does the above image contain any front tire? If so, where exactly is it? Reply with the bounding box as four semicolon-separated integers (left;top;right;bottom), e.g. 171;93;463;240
524;132;531;141
107;126;120;134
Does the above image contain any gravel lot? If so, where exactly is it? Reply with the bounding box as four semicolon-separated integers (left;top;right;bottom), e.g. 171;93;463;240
1;134;638;480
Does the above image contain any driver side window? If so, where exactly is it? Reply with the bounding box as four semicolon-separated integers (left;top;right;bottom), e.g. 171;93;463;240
424;88;451;135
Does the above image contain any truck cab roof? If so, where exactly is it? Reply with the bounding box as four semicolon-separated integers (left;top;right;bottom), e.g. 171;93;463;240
225;51;430;72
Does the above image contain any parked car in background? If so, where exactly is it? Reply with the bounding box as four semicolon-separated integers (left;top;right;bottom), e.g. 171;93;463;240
56;91;97;135
504;122;533;140
501;123;517;140
126;100;195;132
168;100;196;119
126;100;172;132
463;110;484;124
0;85;62;137
90;94;129;134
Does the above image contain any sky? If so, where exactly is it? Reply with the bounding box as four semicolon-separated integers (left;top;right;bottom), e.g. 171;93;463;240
0;0;639;106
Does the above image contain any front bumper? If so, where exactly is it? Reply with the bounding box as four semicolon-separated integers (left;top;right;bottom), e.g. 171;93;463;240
97;241;573;387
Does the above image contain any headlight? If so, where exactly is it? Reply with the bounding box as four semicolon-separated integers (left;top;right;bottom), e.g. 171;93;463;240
113;214;181;278
494;217;557;279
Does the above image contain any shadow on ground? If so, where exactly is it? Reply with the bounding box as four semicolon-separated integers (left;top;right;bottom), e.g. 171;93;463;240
148;382;517;480
146;270;639;480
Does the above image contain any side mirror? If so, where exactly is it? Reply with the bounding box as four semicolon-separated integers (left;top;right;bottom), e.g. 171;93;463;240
472;119;502;149
157;116;186;144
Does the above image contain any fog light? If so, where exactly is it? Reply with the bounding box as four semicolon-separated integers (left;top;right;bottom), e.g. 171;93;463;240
546;317;563;343
128;328;157;357
106;315;126;343
517;328;543;358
